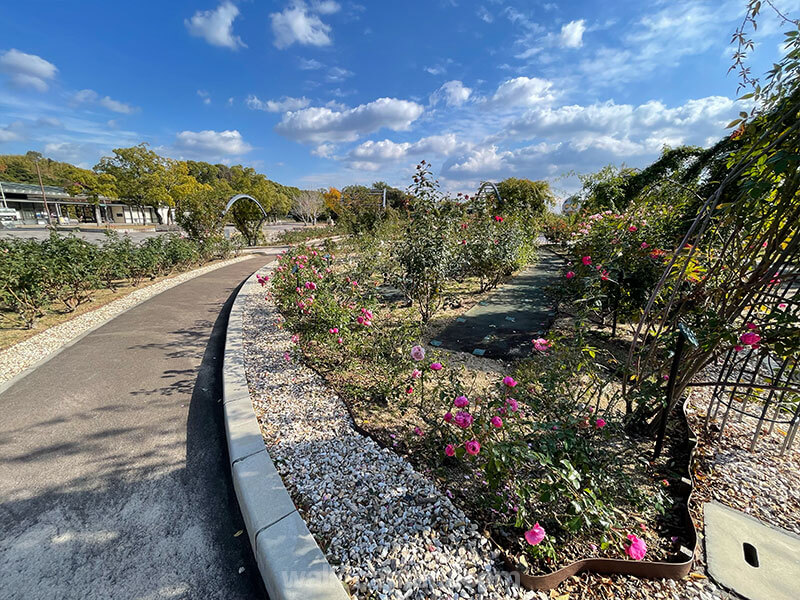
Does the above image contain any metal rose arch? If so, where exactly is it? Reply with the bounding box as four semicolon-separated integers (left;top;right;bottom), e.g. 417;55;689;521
624;93;800;458
223;194;269;246
223;194;268;219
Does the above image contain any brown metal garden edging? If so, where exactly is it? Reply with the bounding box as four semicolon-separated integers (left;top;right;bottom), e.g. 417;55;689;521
508;395;699;591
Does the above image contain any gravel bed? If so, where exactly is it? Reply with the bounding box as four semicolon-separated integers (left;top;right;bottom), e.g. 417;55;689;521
243;275;543;600
0;254;252;386
687;389;800;535
242;267;788;599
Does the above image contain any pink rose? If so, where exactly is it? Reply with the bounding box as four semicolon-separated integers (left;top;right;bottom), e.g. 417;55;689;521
524;523;546;546
465;440;481;455
410;345;426;361
411;369;422;379
595;418;606;429
491;416;503;428
443;412;453;423
454;411;473;428
430;362;443;371
445;444;455;457
454;395;469;408
566;271;575;279
506;398;518;412
532;338;550;352
503;376;517;387
626;534;647;560
582;256;592;266
740;332;761;347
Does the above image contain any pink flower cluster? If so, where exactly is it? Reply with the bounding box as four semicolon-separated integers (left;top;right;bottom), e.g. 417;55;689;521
256;273;270;286
531;338;551;352
356;308;373;326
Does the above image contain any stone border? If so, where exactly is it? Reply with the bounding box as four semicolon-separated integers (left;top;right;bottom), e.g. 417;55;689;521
0;254;254;395
222;265;350;600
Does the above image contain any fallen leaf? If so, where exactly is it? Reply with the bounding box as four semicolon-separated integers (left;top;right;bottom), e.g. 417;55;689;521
234;529;244;537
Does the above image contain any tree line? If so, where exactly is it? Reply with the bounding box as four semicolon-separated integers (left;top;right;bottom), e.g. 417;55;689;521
0;146;301;237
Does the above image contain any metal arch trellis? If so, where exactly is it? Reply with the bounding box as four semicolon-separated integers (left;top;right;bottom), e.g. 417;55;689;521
222;194;269;245
624;96;800;458
474;181;503;207
223;194;268;219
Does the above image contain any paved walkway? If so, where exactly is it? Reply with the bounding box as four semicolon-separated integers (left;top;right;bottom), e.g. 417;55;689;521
0;254;276;600
435;247;563;359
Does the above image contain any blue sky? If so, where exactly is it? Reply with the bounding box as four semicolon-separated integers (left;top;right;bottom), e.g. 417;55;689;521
0;1;796;201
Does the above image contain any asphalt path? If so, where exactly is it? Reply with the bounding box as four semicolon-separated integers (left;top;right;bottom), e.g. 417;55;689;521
0;254;276;600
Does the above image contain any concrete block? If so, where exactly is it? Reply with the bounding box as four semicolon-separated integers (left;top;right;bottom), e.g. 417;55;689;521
705;501;800;600
223;397;266;464
255;511;350;600
232;451;297;551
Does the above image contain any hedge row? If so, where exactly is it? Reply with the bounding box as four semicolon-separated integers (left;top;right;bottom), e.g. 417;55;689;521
0;232;241;328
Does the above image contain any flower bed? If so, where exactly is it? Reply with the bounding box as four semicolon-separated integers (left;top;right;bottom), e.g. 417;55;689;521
246;263;733;599
264;242;698;584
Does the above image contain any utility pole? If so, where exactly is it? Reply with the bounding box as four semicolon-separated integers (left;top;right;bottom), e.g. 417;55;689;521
35;159;53;225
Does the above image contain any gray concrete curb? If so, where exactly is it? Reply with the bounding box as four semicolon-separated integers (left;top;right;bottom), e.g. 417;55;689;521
223;265;350;600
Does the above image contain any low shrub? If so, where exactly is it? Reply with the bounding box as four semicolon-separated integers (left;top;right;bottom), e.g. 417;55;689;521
0;232;238;328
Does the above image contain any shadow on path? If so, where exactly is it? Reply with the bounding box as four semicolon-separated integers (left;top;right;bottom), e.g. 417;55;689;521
0;258;267;600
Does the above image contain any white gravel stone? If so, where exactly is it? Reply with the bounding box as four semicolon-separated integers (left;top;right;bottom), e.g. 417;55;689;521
242;267;547;600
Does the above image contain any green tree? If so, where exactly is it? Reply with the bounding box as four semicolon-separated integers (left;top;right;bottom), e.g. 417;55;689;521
94;143;171;223
496;177;554;217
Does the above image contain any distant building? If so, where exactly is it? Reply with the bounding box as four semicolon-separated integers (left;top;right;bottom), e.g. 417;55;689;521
0;180;171;225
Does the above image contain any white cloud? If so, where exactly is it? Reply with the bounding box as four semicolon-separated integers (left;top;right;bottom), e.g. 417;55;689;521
576;1;734;87
0;121;24;142
174;129;253;157
185;2;246;50
197;90;211;105
311;0;340;14
73;89;98;103
246;94;311;112
299;58;324;70
72;89;137;114
430;80;472;107
502;96;736;150
271;4;333;49
312;143;335;157
99;96;136;114
348;133;467;170
0;49;58;92
43;141;87;162
326;66;353;82
477;6;493;24
275;97;425;143
489;77;556;108
560;19;586;48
